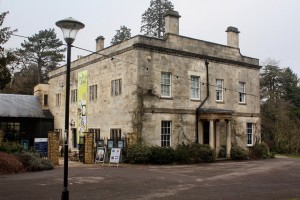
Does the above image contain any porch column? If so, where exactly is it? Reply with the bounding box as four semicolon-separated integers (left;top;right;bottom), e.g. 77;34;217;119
198;120;203;144
215;121;220;154
209;119;215;148
226;120;232;158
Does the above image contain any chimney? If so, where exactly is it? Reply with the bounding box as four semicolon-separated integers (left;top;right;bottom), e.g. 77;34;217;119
226;26;240;48
95;36;105;51
165;10;181;35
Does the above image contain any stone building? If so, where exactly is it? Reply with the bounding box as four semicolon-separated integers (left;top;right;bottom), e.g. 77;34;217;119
40;11;260;157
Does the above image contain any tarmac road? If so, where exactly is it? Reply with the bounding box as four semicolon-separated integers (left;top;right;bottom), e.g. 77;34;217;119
0;156;300;200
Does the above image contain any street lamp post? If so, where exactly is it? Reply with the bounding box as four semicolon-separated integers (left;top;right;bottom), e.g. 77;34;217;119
56;17;84;200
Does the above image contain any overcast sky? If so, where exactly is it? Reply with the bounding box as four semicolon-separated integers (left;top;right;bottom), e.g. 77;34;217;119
1;0;300;76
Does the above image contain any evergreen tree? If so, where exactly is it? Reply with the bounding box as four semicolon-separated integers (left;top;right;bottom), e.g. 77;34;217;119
0;11;17;90
111;26;131;45
16;28;65;84
141;0;174;38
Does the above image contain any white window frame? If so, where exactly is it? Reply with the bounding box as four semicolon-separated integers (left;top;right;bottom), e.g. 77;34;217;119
55;93;61;106
239;82;246;103
111;79;122;96
161;121;171;147
89;84;97;101
190;76;200;100
161;72;171;98
247;123;254;146
71;89;77;103
216;79;223;102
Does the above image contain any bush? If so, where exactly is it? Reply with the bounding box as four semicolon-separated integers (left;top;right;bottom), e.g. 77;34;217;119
149;146;175;164
174;143;192;164
0;152;24;174
0;142;24;153
190;144;216;163
249;142;270;159
230;145;248;160
15;152;54;171
126;144;151;164
175;143;216;164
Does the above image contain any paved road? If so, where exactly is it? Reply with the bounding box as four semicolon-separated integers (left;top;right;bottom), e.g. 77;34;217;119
0;157;300;200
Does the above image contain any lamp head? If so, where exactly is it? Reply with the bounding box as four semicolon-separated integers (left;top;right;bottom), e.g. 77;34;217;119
56;17;85;45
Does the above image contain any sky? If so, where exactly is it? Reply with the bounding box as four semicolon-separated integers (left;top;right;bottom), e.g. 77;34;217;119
1;0;300;76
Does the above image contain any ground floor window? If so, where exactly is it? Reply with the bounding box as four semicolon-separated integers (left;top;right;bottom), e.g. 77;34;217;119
72;128;77;148
161;121;171;147
247;123;253;146
0;122;20;141
89;128;100;142
110;129;121;147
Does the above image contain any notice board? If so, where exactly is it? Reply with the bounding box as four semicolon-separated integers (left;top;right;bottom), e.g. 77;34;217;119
109;148;121;167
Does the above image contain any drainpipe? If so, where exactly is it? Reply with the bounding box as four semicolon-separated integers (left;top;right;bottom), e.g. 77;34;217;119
195;60;209;143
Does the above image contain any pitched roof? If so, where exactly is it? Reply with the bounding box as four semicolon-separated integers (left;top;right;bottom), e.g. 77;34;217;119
0;94;45;118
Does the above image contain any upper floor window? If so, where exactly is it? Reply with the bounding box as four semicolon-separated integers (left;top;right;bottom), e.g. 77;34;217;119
56;93;61;106
161;121;171;147
161;72;171;97
247;123;253;146
191;76;200;100
216;79;223;102
44;94;48;106
111;79;122;96
239;82;246;103
89;85;97;101
71;89;77;103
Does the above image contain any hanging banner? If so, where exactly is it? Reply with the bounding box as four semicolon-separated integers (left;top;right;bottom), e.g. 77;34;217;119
77;70;88;144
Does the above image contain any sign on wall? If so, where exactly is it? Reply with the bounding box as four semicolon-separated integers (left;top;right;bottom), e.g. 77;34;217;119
77;70;88;144
34;138;48;156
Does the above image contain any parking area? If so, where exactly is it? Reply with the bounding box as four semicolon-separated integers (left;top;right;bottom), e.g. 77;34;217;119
1;156;300;200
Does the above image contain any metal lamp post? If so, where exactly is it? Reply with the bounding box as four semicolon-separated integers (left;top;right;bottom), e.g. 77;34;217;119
56;17;84;200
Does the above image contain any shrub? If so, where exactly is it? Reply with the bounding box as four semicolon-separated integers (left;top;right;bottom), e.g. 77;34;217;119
175;143;216;164
15;152;54;171
0;142;24;153
126;144;151;164
0;152;24;174
149;146;175;164
174;143;192;164
230;145;248;160
190;144;216;163
249;142;270;159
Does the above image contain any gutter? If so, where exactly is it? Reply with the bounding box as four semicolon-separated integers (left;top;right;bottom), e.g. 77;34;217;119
195;60;209;143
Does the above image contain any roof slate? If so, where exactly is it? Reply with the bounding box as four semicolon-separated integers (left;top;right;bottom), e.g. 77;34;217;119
0;94;45;118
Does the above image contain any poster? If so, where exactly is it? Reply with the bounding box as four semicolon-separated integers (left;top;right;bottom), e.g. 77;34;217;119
77;70;88;144
34;138;48;156
95;147;106;164
109;148;122;167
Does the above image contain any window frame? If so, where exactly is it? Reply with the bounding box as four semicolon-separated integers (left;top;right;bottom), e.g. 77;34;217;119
71;89;78;103
161;72;171;98
110;129;122;147
239;82;246;103
190;75;200;100
89;84;97;101
89;128;101;142
161;121;171;147
55;93;61;106
111;79;122;96
247;123;254;146
216;79;224;102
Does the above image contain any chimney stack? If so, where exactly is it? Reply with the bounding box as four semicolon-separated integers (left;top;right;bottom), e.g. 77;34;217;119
226;26;240;48
95;36;105;51
165;10;181;35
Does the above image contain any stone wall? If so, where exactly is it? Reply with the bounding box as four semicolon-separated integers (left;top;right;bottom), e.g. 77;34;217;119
48;131;59;165
84;132;94;164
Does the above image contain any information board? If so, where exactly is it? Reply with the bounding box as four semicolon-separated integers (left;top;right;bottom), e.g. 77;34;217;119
95;147;106;166
34;138;48;156
109;148;121;167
